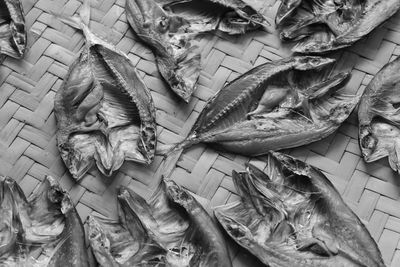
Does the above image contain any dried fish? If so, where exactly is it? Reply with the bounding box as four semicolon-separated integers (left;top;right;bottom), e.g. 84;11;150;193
276;0;400;53
55;1;157;179
125;0;269;102
88;180;231;266
166;56;357;156
358;56;400;173
0;176;89;266
214;152;385;267
0;0;26;59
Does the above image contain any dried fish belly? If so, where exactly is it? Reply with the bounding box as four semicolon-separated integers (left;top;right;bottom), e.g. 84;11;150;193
358;56;400;173
55;4;157;179
89;180;231;266
215;152;385;267
276;0;400;53
0;0;26;58
0;176;89;267
168;56;357;156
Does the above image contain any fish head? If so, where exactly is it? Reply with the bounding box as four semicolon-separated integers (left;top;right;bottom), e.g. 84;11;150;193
0;0;26;58
164;180;195;210
214;205;253;245
293;56;335;71
126;0;175;50
275;0;302;26
359;119;400;171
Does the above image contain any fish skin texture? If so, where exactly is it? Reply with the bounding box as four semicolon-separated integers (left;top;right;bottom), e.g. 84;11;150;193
89;179;232;267
358;55;400;173
214;152;385;267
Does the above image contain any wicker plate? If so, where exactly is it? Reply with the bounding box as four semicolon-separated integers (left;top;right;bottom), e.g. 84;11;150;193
1;0;400;265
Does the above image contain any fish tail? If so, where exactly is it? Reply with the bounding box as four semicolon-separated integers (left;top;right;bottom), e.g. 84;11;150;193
159;136;200;159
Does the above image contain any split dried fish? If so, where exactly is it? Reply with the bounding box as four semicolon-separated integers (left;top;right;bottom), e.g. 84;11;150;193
0;176;89;266
358;56;400;173
0;0;26;58
276;0;400;53
88;180;231;266
166;56;357;156
55;2;157;179
214;152;385;267
125;0;269;102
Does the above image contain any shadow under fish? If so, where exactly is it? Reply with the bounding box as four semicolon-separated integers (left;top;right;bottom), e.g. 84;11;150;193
358;55;400;173
125;0;269;102
165;56;357;157
214;152;385;267
0;176;89;267
88;179;231;266
276;0;400;53
0;0;26;59
54;1;157;180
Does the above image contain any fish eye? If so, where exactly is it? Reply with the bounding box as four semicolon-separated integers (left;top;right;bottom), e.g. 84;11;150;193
361;135;377;150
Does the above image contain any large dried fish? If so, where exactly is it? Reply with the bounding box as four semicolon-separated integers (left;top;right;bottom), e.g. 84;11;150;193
166;56;357;156
125;0;269;102
358;56;400;173
215;152;385;267
55;2;157;179
276;0;400;53
0;176;89;266
88;180;231;266
0;0;26;59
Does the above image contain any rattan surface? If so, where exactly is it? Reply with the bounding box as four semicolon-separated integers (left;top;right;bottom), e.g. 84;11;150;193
2;0;400;266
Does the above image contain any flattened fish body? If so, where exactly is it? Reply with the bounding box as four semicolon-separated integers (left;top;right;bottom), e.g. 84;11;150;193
358;55;400;173
214;152;385;267
277;0;400;53
167;56;356;156
0;176;89;267
55;4;157;179
89;180;232;267
0;0;26;58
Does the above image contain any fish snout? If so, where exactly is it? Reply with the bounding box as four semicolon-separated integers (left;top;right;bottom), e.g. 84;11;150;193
165;180;192;206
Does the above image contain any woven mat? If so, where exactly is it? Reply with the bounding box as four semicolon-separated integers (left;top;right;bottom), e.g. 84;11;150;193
2;0;400;265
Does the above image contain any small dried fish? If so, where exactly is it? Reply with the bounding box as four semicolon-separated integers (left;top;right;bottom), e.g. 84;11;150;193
55;1;157;179
358;56;400;173
276;0;400;53
88;180;231;266
0;176;89;267
166;56;357;156
215;152;385;267
125;0;269;102
0;0;26;59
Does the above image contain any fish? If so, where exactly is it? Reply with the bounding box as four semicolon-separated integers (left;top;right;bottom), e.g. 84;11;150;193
125;0;269;102
276;0;400;53
0;176;89;266
54;0;157;179
0;0;26;59
358;56;400;173
165;56;357;157
88;179;232;266
214;152;385;267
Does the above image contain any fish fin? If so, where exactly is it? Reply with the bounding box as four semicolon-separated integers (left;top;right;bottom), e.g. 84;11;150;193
276;0;303;26
305;71;351;100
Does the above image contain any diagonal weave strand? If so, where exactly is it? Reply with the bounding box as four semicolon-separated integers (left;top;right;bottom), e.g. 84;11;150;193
1;0;400;266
